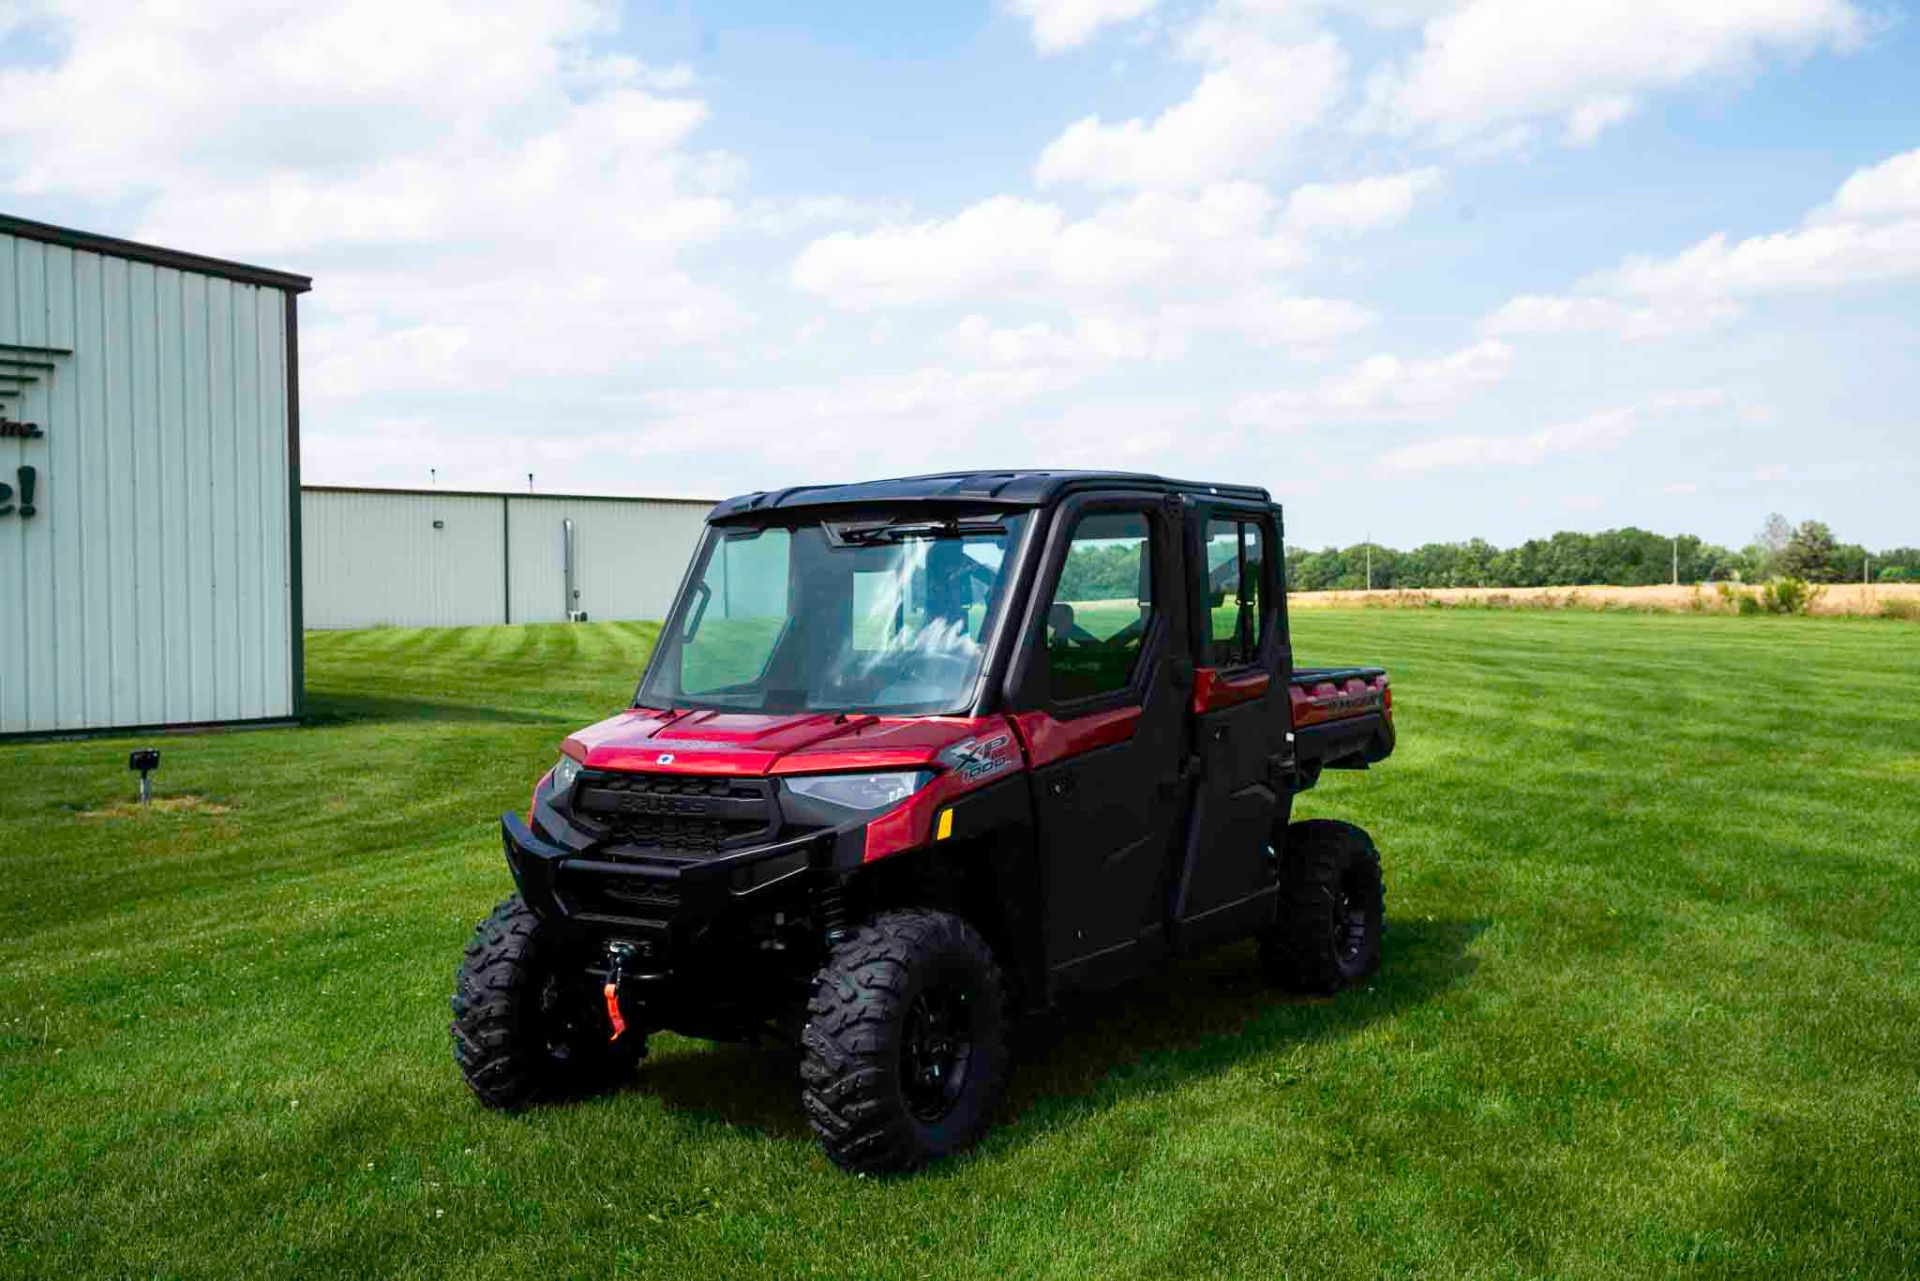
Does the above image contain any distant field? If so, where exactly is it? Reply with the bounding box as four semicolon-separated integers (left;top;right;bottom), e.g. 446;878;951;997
3;612;1918;1278
1294;581;1920;616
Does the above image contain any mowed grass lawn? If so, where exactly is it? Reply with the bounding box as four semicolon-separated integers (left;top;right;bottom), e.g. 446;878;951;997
4;611;1918;1279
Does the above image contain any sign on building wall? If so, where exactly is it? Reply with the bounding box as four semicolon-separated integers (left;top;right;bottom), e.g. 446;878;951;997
2;341;57;519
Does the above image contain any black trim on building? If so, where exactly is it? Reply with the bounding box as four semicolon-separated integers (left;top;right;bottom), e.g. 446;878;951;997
285;291;306;720
0;213;312;293
301;483;719;504
0;715;301;744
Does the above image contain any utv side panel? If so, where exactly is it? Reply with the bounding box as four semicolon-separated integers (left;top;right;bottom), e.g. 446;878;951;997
1170;498;1290;950
999;491;1192;997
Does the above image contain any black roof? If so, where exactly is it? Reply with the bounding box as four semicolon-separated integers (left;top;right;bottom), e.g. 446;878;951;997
708;470;1271;521
0;213;312;294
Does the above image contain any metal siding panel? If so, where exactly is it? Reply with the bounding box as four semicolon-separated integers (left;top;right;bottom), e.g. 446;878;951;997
102;254;142;726
0;236;21;731
156;267;193;723
44;245;84;729
256;291;292;716
506;498;565;624
18;240;56;731
128;261;168;725
231;283;263;718
75;250;113;727
206;277;240;721
181;271;213;716
300;490;505;629
505;496;708;624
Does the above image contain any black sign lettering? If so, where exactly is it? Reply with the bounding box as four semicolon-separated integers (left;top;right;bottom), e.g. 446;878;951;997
0;466;36;519
0;418;45;439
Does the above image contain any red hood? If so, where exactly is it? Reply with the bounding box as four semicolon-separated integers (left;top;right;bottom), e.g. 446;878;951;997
563;707;1013;776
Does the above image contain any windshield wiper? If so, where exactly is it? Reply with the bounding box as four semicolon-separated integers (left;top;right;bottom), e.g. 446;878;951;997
828;518;1007;546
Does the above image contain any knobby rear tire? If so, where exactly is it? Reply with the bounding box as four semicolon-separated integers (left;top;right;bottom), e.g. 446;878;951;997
1260;819;1385;995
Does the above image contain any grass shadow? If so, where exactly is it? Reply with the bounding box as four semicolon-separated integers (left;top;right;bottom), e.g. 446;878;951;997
626;916;1487;1152
301;690;565;726
635;1041;812;1140
986;916;1485;1156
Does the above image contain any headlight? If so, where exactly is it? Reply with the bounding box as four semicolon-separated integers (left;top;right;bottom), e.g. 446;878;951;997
783;771;929;811
551;754;583;796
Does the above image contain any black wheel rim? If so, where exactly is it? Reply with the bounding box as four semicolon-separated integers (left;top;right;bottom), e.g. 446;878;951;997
900;985;974;1122
1333;871;1372;973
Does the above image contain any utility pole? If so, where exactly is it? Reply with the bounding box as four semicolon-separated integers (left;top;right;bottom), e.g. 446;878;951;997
1672;538;1679;587
430;467;437;487
528;472;535;493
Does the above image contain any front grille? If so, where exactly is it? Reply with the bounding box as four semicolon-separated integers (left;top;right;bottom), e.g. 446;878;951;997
568;771;779;855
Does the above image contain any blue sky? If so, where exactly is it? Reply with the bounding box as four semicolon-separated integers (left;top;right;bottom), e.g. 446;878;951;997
2;0;1916;550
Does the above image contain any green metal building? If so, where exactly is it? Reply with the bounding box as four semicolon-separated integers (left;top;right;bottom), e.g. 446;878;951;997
0;214;310;737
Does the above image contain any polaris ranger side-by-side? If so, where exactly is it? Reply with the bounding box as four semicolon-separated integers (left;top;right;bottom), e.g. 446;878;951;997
451;471;1394;1172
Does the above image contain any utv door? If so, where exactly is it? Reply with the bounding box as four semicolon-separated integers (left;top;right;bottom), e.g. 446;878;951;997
1005;494;1190;993
1171;503;1288;950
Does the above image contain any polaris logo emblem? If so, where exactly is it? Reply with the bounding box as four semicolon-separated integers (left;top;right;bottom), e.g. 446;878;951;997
618;793;712;816
656;753;676;765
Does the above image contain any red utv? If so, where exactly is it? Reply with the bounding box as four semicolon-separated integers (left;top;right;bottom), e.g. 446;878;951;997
451;471;1393;1173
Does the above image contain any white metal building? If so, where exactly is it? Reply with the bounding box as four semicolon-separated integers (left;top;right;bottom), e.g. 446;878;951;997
0;214;309;737
301;487;713;629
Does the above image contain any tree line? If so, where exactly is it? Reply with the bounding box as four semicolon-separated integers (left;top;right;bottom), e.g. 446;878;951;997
1286;516;1919;592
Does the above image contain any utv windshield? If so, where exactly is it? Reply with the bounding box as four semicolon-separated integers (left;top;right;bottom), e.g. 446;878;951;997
639;511;1031;715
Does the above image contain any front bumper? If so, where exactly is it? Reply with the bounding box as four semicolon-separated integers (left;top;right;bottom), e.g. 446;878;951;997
501;810;822;932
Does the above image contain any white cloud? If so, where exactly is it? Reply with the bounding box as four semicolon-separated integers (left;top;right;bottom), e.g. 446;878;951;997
946;312;1187;367
1035;35;1345;189
1481;294;1742;340
1284;168;1441;234
1811;147;1920;223
1599;220;1920;299
1650;388;1729;412
0;0;746;404
1378;389;1724;474
1232;338;1513;428
1664;480;1699;495
1170;293;1377;347
792;183;1302;309
1561;494;1607;512
1483;146;1920;338
626;365;1097;480
1565;95;1637;146
1754;463;1789;481
1009;0;1158;53
1381;406;1637;473
1366;0;1865;147
942;291;1374;370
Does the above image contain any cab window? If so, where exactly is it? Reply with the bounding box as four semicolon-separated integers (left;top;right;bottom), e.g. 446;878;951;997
1044;512;1153;701
1204;518;1264;667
